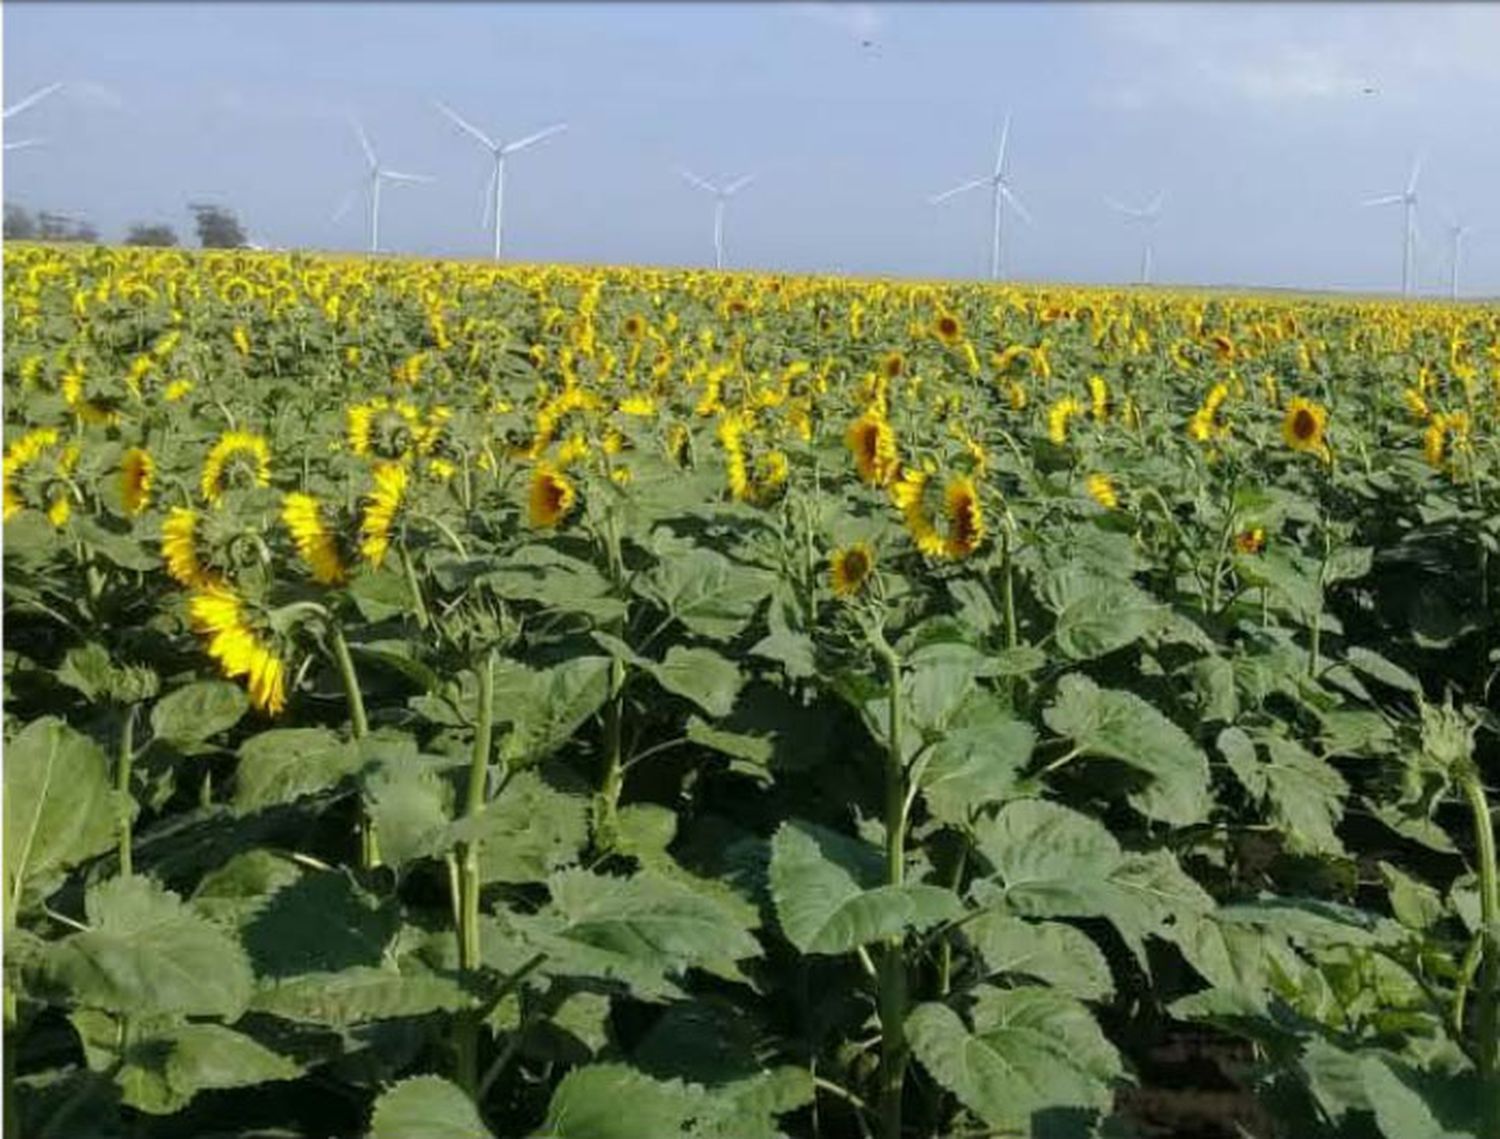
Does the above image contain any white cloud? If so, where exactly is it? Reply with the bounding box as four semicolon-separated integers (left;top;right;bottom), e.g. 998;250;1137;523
793;3;884;43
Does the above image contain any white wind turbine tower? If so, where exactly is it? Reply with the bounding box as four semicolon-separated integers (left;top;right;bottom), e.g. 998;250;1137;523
4;82;64;152
434;102;567;261
335;119;434;255
1361;155;1422;296
1446;218;1473;301
679;170;756;271
928;112;1034;281
1105;191;1165;285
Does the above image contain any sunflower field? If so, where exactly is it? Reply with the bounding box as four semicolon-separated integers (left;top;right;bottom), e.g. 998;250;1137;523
3;242;1498;1139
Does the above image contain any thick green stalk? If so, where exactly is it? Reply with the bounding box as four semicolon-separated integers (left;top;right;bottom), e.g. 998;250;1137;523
1000;528;1018;652
328;622;375;868
454;649;496;1100
116;705;136;878
399;542;432;630
596;658;626;851
1461;772;1499;1138
875;641;908;1139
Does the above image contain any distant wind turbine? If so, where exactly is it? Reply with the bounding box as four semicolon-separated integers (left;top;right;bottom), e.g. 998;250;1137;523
334;118;434;255
928;112;1033;281
679;169;755;271
1361;155;1422;296
1105;191;1164;285
434;102;567;261
1446;218;1474;301
4;81;64;152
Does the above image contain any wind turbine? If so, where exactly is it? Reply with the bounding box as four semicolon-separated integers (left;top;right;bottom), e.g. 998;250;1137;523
4;81;64;151
434;102;567;261
334;119;434;255
679;170;755;271
1105;191;1165;285
1361;155;1422;296
928;112;1034;281
1446;218;1473;301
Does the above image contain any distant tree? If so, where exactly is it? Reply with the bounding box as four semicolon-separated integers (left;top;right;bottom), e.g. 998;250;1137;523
124;222;180;247
4;203;38;240
36;211;97;243
188;202;247;249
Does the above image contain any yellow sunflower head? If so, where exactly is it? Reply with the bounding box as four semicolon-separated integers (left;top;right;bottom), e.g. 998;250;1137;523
830;542;875;598
200;430;271;504
845;411;900;488
528;463;577;529
282;491;348;585
1281;397;1330;461
358;461;409;566
120;447;155;516
1235;527;1267;554
933;311;964;346
942;474;985;559
1084;473;1118;511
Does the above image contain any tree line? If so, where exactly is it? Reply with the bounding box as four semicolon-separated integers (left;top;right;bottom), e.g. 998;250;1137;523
3;202;250;248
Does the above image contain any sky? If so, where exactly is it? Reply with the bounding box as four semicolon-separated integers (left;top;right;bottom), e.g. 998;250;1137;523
3;2;1499;294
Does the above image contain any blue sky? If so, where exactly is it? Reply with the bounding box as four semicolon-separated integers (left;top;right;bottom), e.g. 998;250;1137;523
4;2;1499;293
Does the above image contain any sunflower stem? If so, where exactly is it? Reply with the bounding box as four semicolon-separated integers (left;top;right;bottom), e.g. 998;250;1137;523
328;622;376;869
453;647;496;1100
399;541;431;631
873;635;908;1139
1460;770;1500;1138
115;704;136;878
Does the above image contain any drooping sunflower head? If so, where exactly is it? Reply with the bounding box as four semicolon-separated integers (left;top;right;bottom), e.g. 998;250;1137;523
359;461;409;566
1085;473;1118;511
880;351;906;379
1046;396;1086;445
200;430;271;504
830;542;875;598
622;314;646;339
666;422;693;469
120;447;155;516
188;585;286;716
2;427;81;526
346;397;423;461
1281;397;1330;461
528;462;577;529
890;466;945;559
845;411;900;488
282;491;348;585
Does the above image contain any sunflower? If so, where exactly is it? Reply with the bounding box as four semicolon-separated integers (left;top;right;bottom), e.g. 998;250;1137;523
120;447;155;515
1423;410;1471;471
232;325;251;357
1235;528;1266;554
942;474;985;559
359;461;408;566
1188;381;1232;444
717;413;752;501
1402;386;1431;421
161;507;217;588
846;410;900;487
164;378;195;403
200;430;271;504
830;542;875;598
2;427;80;525
282;492;348;585
880;351;905;379
1047;397;1086;445
891;466;946;558
666;423;693;468
1088;375;1110;422
1281;397;1330;461
188;585;286;715
933;311;964;346
528;462;577;528
1085;473;1118;510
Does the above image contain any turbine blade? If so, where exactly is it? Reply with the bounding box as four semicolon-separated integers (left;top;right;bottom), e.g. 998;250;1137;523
3;81;64;120
381;170;434;184
350;116;377;168
993;112;1011;178
928;177;988;205
434;100;496;149
1406;154;1422;196
723;173;756;195
331;187;358;223
679;168;719;194
3;138;45;151
1360;194;1403;208
999;183;1034;226
502;123;568;155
